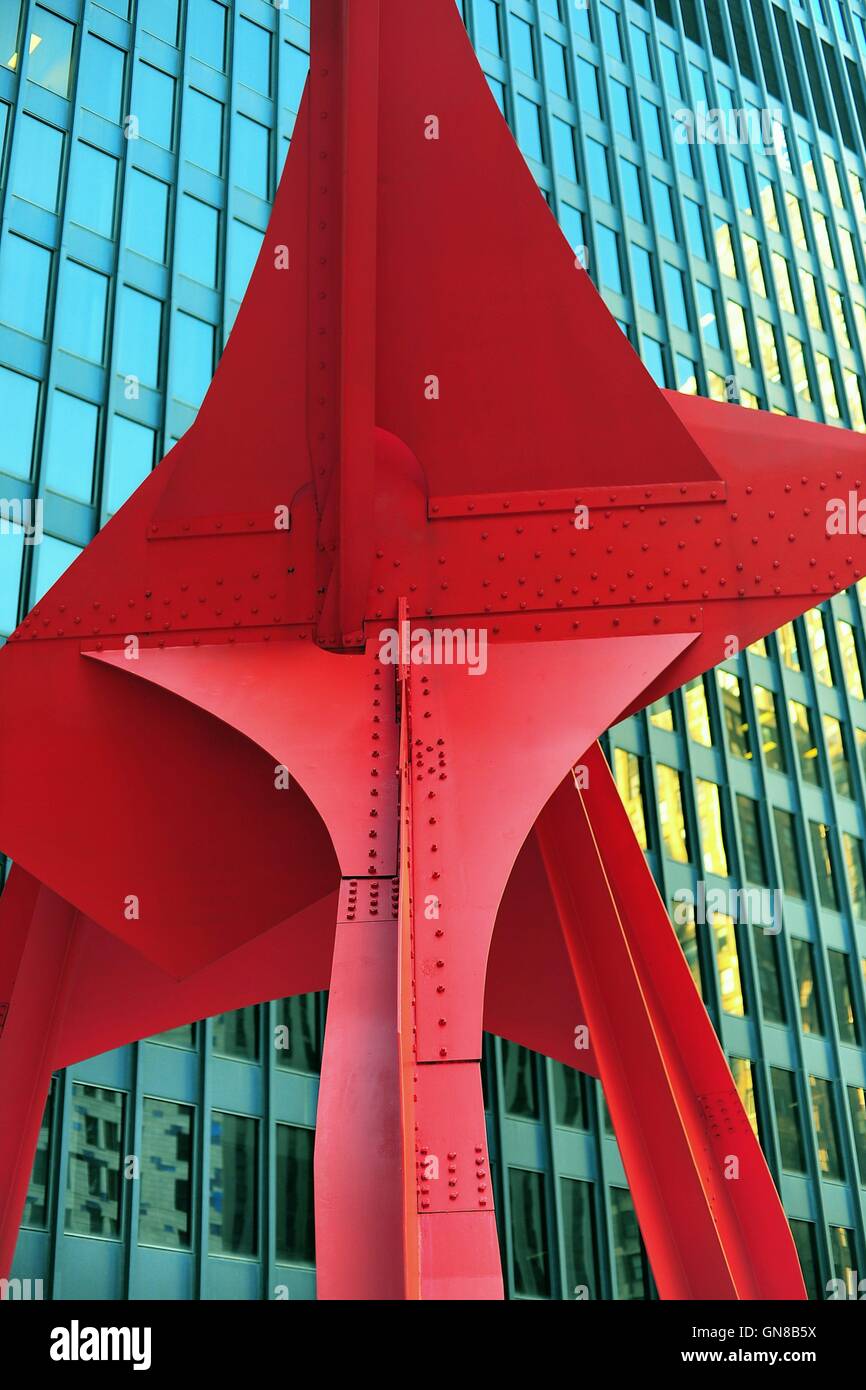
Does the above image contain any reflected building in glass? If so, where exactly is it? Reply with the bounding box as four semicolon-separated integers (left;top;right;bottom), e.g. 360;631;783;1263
5;0;866;1299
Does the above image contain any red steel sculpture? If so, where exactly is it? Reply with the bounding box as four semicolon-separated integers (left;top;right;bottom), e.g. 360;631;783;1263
1;0;865;1300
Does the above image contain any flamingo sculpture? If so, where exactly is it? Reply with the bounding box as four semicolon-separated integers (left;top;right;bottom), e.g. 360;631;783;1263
1;0;863;1299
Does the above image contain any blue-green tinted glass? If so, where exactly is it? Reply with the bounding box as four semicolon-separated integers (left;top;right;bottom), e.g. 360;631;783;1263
0;524;24;633
643;336;666;386
674;132;694;177
117;287;162;389
508;1168;550;1296
275;1125;314;1264
237;18;271;94
486;74;505;114
189;0;226;71
178;196;219;288
651;177;675;239
106;416;154;514
0;365;39;478
12;114;63;211
620;159;643;220
139;1098;194;1251
213;1008;259;1061
0;104;8;160
632;244;655;310
510;15;535;75
136;62;175;148
280;41;308;111
56;262;108;363
641;100;664;157
288;0;309;19
27;6;74;97
610;80;632;138
0;3;22;73
664;263;689;329
43;391;98;502
64;1084;125;1238
660;45;681;98
516;96;543;161
561;1178;599;1299
631;25;653;79
79;36;125;122
0;234;52;338
586;138;611;201
235;115;269;197
229;221;263;301
32;536;81;604
676;354;698;391
697;281;721;346
140;0;178;44
577;59;600;119
551;117;576;181
476;0;500;54
539;0;560;14
172;313;214;407
208;1112;258;1256
596;225;622;292
543;36;568;97
573;0;591;38
684;197;707;258
95;0;129;16
68;144;117;238
601;4;623;59
185;89;223;175
703;144;724;195
731;159;752;212
127;169;169;262
560;204;584;254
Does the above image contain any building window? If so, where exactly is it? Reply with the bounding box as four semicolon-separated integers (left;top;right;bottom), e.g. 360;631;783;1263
771;1067;806;1173
843;832;866;918
778;622;801;670
12;114;63;212
754;685;785;771
117;287;162;391
730;1057;760;1138
823;714;852;795
610;1187;649;1300
274;994;322;1073
810;1077;844;1181
234;115;270;200
508;1169;550;1297
804;609;834;686
149;1022;196;1049
656;764;690;862
810;821;839;911
22;1080;55;1228
774;808;804;896
792;937;824;1035
596;225;622;293
184;89;223;175
476;0;501;55
139;1098;193;1250
27;6;74;98
714;914;745;1016
189;0;227;71
552;1064;588;1130
649;694;674;731
685;676;712;746
736;795;767;885
502;1040;539;1119
79;36;125;123
847;1085;866;1185
828;950;860;1045
718;670;751;759
171;312;215;408
237;18;271;96
275;1124;315;1265
212;1007;259;1062
68;144;117;239
697;779;728;877
43;391;98;503
140;0;179;45
178;196;219;289
31;537;82;605
837;619;864;699
789;700;820;783
0;233;52;338
829;1226;856;1291
209;1112;258;1258
754;926;786;1025
56;262;108;364
516;96;543;163
789;1219;821;1299
0;364;40;479
106;417;154;515
560;1178;599;1300
614;750;647;845
65;1084;126;1238
136;62;175;149
126;170;170;263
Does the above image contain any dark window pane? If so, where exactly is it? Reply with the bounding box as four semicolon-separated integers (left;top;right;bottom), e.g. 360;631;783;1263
774;809;804;897
552;1063;587;1129
275;1124;315;1264
209;1112;258;1257
809;1076;844;1181
809;822;839;911
212;1007;259;1061
560;1178;599;1299
65;1084;125;1237
771;1067;806;1173
23;1079;55;1228
508;1169;550;1297
847;1086;866;1186
139;1098;194;1250
792;937;824;1035
610;1187;649;1299
274;994;322;1072
789;1219;821;1299
502;1040;538;1119
754;926;786;1025
828;951;860;1045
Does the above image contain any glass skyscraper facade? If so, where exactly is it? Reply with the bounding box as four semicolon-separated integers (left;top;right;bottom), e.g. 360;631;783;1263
5;0;866;1300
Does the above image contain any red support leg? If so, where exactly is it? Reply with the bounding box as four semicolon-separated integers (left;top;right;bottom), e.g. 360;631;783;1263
0;871;77;1286
535;746;806;1300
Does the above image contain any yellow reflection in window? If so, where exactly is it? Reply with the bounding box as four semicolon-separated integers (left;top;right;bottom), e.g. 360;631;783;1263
837;619;864;699
801;145;819;190
839;227;859;283
741;388;759;408
755;685;784;770
800;270;823;330
854;301;866;346
789;698;819;780
708;371;727;402
822;714;849;794
649;697;674;731
823;155;844;207
771;252;795;313
851;173;866;225
778;621;801;670
814;212;835;270
816;352;840;418
714;914;745;1016
697;778;728;877
685;677;712;746
730;1057;759;1137
760;178;779;230
670;899;702;995
613;747;648;850
727;301;751;367
657;763;689;863
786;336;811;400
844;370;866;431
715;219;738;279
742;234;766;296
758;319;781;383
748;637;768;656
804;609;833;686
786;192;807;250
